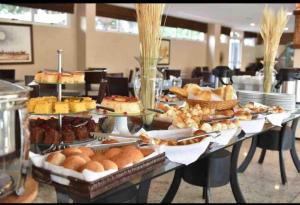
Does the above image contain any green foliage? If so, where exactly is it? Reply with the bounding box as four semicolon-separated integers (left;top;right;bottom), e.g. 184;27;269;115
0;4;30;14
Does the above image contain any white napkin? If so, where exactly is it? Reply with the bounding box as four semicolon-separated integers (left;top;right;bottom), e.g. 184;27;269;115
210;128;240;145
266;112;291;126
239;117;266;134
145;128;211;165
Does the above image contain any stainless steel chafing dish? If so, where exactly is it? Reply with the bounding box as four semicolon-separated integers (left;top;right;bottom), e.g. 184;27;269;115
0;79;31;198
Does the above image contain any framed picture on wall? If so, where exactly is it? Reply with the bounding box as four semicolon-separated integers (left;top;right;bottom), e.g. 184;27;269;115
158;39;170;65
0;22;34;64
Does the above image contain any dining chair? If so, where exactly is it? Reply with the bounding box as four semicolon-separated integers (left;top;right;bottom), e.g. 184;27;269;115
165;69;181;80
202;66;209;72
128;69;135;96
191;67;202;78
25;75;35;86
85;70;107;100
0;69;15;81
181;78;202;87
106;77;129;96
106;73;124;78
238;118;300;185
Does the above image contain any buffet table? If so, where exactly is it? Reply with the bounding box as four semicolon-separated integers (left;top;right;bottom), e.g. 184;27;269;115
43;111;300;203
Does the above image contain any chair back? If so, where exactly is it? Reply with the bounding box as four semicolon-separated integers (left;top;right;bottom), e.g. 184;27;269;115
84;70;107;97
181;78;202;87
202;66;209;72
165;69;181;80
106;73;124;78
191;67;202;78
0;69;15;81
107;77;129;96
97;79;108;103
25;75;34;86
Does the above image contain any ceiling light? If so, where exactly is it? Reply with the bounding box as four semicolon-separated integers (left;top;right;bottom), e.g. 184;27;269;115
250;23;255;27
274;184;280;190
287;12;293;16
284;27;288;31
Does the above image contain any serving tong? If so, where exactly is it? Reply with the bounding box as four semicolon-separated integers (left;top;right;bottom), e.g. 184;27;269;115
42;142;69;154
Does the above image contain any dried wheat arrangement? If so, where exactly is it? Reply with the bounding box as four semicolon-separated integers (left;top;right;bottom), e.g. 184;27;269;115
136;3;165;124
260;5;288;92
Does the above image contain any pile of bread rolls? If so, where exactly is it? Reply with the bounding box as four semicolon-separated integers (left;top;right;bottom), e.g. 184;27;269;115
170;84;237;101
46;145;155;173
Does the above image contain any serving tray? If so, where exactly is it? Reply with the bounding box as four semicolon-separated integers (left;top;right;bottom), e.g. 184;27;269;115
32;152;165;200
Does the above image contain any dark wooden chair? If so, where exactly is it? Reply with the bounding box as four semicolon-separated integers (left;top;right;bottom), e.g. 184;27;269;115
191;67;202;78
165;69;181;80
0;69;15;81
128;69;135;96
24;75;34;86
106;73;124;78
88;67;107;72
85;70;107;99
202;66;209;72
181;78;202;87
97;79;108;103
107;77;129;96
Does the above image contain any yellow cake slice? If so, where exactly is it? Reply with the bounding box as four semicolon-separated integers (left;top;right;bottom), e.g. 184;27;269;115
54;102;69;114
83;99;96;110
34;101;53;114
73;71;85;83
69;101;86;113
59;73;74;84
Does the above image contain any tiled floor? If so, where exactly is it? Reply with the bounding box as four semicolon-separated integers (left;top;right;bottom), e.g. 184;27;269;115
33;139;300;203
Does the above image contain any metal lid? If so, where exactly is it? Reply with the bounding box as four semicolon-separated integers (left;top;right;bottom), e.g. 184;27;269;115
0;80;30;96
212;66;233;78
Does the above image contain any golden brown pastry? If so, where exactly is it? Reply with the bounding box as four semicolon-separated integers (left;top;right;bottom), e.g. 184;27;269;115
234;111;252;120
200;123;213;132
62;147;82;156
100;159;118;170
224;85;236;100
69;153;91;163
62;155;86;171
91;152;107;162
79;161;104;172
46;152;66;166
169;87;188;97
139;148;154;157
78;147;95;157
111;154;133;169
122;148;144;163
212;87;225;99
104;148;123;159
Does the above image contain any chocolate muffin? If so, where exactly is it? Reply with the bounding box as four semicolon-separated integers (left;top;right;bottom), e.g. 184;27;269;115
74;126;89;140
30;127;45;144
62;128;76;143
43;128;61;144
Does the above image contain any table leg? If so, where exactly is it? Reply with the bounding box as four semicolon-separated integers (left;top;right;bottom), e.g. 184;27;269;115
238;136;258;173
290;139;300;173
161;168;184;203
230;140;246;203
137;179;152;203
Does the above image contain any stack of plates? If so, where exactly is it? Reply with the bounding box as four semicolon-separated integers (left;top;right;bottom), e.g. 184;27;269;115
264;93;295;111
237;90;264;106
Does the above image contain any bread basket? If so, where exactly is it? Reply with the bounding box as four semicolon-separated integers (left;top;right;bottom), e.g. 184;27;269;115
186;99;239;110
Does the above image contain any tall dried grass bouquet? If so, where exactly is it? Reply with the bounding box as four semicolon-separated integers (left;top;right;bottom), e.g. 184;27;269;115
136;4;165;124
260;5;288;93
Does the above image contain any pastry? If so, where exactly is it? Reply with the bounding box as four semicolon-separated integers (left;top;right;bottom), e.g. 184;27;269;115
139;148;154;157
43;128;61;144
70;153;91;162
41;71;58;83
200;123;213;132
54;102;69;114
78;147;95;157
30;127;45;144
111;154;133;169
169;87;188;97
101;139;119;144
79;161;104;172
74;126;89;140
62;155;86;171
212;87;225;99
100;96;141;114
104;148;123;159
33;101;53;114
62;128;76;143
62;147;82;156
59;73;74;84
46;152;66;166
83;99;96;110
224;85;237;100
73;71;85;83
122;148;144;163
69;101;86;113
91;153;108;162
234;111;252;120
100;159;118;170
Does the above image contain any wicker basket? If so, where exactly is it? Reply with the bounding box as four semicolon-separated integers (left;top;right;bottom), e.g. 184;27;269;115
187;99;239;110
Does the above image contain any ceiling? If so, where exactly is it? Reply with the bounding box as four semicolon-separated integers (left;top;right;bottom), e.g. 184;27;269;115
112;3;296;33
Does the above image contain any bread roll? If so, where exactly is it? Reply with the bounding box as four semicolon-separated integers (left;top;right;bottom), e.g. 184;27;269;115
46;152;66;166
139;148;154;157
122;145;138;152
62;155;86;171
111;154;133;169
200;123;213;132
91;152;107;162
101;159;118;170
69;153;91;162
62;147;82;156
122;148;144;163
79;161;104;172
212;87;225;99
104;148;122;159
78;147;94;157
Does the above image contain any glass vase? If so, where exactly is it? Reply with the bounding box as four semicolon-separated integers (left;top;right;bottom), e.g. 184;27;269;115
135;57;162;126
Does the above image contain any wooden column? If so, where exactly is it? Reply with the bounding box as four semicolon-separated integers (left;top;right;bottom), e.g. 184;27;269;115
293;4;300;67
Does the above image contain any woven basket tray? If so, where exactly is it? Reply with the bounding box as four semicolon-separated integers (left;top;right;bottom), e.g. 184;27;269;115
187;99;239;110
32;152;165;200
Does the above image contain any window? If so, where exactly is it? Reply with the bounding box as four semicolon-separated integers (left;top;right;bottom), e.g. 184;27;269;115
95;16;205;42
229;38;242;69
220;34;228;44
0;4;68;26
244;38;256;47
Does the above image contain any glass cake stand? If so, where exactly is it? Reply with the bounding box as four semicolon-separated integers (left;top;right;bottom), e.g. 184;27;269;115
91;109;155;135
